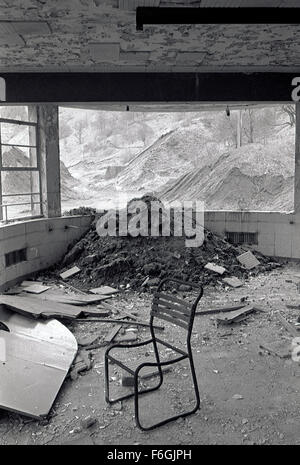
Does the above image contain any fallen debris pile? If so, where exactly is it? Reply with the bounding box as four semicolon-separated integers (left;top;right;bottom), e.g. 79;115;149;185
51;197;280;291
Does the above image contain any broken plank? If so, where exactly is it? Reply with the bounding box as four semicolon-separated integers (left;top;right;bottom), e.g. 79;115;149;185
22;284;51;294
29;292;111;306
216;306;255;324
277;312;299;337
196;304;246;316
258;342;290;359
60;266;81;280
104;325;122;343
89;286;119;295
98;301;138;320
0;294;82;319
74;318;164;330
82;308;111;317
204;263;226;275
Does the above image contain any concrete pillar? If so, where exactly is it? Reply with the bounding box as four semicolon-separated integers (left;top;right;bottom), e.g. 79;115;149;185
28;106;40;216
0;126;2;221
295;104;300;214
37;105;61;217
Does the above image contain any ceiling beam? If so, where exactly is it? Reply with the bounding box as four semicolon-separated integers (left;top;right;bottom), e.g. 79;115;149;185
0;72;298;103
136;7;300;30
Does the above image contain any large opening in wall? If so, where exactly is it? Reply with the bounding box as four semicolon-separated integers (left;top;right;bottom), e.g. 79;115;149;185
58;104;295;214
0;106;42;223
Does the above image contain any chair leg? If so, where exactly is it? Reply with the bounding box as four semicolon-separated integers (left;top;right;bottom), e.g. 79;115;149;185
134;355;200;431
105;352;164;405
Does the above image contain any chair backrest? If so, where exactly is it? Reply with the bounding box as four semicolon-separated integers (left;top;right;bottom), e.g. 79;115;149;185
151;278;203;336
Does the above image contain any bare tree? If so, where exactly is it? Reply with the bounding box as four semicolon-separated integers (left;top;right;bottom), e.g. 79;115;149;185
74;120;85;144
279;104;296;128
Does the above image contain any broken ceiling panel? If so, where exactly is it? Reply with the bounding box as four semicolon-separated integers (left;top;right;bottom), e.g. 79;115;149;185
0;305;77;419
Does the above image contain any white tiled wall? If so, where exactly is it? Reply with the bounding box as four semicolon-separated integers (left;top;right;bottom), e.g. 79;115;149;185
0;215;92;291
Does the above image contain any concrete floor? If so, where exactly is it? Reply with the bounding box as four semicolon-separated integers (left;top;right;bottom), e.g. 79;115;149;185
0;263;299;445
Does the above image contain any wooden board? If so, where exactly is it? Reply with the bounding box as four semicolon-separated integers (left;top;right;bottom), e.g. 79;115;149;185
89;286;119;295
216;306;255;324
104;324;122;343
196;304;246;316
204;262;226;275
60;266;81;280
277;312;299;337
28;292;111;306
22;284;51;294
0;295;82;319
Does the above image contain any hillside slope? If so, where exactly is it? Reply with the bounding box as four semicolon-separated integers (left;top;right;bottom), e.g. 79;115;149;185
160;135;295;211
2;147;78;201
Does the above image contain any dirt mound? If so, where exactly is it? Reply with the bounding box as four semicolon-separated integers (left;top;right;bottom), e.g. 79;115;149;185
160;139;294;211
55;197;279;291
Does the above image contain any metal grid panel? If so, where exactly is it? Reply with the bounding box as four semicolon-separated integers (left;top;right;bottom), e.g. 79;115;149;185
0;116;42;222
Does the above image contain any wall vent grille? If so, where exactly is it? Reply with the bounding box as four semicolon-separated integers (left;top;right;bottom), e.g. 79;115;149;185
5;248;27;267
226;231;258;246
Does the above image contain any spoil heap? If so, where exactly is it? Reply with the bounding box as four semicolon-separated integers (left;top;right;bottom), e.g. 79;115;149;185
55;197;279;291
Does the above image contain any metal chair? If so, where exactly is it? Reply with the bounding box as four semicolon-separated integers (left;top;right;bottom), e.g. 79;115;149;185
104;277;203;430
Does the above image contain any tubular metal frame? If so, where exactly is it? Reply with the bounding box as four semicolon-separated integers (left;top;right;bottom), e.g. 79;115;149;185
104;277;203;430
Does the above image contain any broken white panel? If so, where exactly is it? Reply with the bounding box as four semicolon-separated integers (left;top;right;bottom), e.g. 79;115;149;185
204;262;226;275
0;306;77;418
89;42;120;61
237;251;260;270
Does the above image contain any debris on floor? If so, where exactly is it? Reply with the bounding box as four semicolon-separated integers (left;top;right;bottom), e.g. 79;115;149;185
104;324;123;343
60;266;81;280
216;305;256;325
222;277;243;288
69;350;93;381
90;286;119;295
276;312;299;337
48;199;278;291
22;283;51;294
204;263;226;275
258;341;291;359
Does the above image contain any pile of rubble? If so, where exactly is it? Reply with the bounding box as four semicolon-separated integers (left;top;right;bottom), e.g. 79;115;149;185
53;197;280;291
